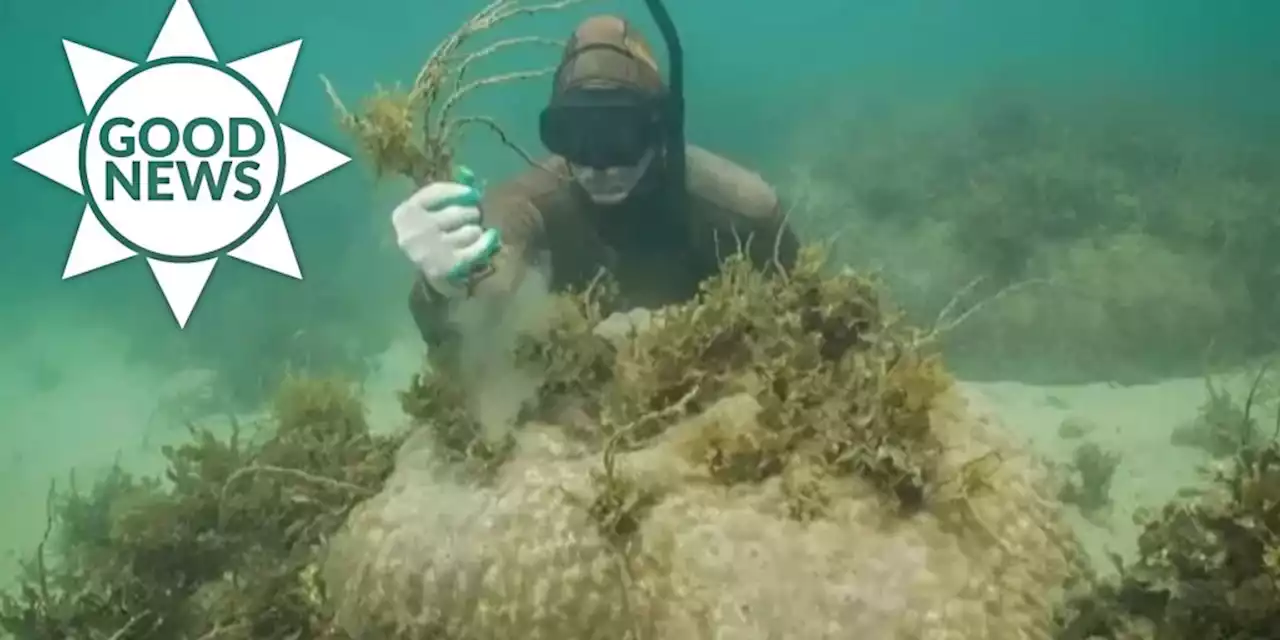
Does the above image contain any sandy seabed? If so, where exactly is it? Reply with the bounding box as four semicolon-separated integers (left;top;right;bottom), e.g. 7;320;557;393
0;330;1241;587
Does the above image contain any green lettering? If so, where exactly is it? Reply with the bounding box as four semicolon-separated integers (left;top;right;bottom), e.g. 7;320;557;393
147;160;174;200
179;161;230;199
183;118;222;158
233;161;260;200
100;118;135;158
229;118;264;157
105;162;140;200
139;118;179;157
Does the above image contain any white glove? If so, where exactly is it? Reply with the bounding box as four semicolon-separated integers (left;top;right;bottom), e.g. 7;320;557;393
392;168;501;297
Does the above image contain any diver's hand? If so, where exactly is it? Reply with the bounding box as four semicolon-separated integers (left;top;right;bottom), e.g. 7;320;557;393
392;168;501;297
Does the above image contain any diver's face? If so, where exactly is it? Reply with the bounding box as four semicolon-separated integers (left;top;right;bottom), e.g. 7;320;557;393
539;86;662;205
568;148;656;205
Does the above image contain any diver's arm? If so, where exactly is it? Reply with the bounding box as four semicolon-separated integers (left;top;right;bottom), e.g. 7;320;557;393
407;274;462;369
402;179;545;372
406;242;536;372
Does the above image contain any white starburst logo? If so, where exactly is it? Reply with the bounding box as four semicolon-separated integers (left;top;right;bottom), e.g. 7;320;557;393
12;0;349;327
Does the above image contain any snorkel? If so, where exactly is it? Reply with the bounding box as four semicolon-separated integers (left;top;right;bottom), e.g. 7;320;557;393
641;0;686;196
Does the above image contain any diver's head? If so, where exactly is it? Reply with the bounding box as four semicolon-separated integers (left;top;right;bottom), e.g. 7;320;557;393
539;15;666;205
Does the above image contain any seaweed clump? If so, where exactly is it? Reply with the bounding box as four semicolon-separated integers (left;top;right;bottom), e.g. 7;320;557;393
398;371;518;477
518;247;951;511
1057;441;1123;516
321;0;586;184
1170;369;1268;457
1057;369;1280;639
0;375;402;639
323;246;1085;639
1057;440;1280;639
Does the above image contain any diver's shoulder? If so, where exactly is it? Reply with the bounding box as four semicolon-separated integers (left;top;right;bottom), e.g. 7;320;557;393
683;145;780;222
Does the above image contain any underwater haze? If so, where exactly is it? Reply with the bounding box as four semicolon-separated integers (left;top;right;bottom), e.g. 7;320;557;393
2;0;1280;636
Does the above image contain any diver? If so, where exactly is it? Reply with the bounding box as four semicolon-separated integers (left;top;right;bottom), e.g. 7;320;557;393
393;14;800;364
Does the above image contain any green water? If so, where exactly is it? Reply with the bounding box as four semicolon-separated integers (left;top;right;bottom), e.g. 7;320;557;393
0;0;1278;609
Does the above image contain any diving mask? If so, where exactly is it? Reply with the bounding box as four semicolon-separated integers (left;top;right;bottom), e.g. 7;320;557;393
540;87;663;168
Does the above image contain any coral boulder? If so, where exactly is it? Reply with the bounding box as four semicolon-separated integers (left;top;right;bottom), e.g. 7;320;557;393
323;249;1086;639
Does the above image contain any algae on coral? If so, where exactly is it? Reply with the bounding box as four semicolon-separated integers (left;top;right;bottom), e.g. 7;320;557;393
324;247;1087;639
